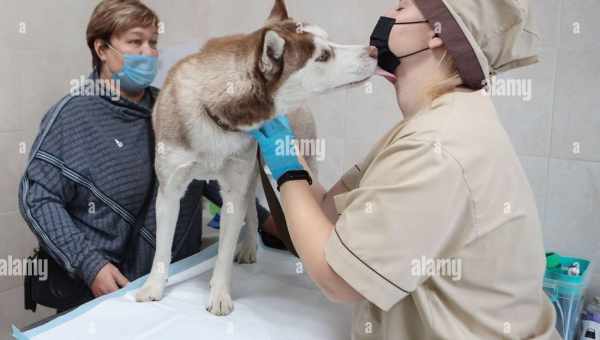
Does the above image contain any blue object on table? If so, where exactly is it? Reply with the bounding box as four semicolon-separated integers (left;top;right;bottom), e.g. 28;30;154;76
583;297;600;323
208;213;220;229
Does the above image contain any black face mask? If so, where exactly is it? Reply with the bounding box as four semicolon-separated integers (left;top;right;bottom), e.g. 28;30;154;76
370;16;430;74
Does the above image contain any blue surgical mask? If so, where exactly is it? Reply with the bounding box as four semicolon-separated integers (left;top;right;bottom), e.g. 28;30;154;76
107;44;158;92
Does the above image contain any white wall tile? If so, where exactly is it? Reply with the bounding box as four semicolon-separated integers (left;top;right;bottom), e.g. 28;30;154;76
304;90;349;187
202;0;277;38
145;0;209;47
292;0;360;43
559;0;600;50
531;0;561;47
66;45;95;83
493;47;557;157
314;136;346;190
340;79;400;175
0;132;27;214
519;156;550;220
17;49;72;130
307;89;349;140
341;136;377;173
543;159;600;278
200;0;391;47
587;274;600;302
0;48;22;133
551;47;600;162
0;1;96;51
344;77;400;145
0;0;22;43
292;0;395;44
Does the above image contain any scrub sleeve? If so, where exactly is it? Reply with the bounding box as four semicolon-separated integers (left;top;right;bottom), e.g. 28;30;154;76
325;136;472;312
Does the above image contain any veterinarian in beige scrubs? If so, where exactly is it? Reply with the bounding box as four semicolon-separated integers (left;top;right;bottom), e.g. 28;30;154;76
251;0;561;339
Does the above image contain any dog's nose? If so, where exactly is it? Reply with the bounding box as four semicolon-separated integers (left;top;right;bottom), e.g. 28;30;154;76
368;46;378;59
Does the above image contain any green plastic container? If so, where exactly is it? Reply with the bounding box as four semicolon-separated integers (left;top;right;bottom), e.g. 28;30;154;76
544;253;592;340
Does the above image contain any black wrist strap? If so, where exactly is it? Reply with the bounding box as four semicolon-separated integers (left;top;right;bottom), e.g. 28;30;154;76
277;170;312;191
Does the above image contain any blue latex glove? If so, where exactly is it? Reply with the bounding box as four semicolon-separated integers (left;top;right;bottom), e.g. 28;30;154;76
249;115;304;181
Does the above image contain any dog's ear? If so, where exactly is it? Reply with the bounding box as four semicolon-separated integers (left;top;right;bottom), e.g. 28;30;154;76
260;30;285;79
267;0;289;22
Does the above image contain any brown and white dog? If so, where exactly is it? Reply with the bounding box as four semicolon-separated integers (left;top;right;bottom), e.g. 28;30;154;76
135;0;376;315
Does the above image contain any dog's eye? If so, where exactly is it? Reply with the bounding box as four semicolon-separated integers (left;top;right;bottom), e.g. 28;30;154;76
315;50;331;63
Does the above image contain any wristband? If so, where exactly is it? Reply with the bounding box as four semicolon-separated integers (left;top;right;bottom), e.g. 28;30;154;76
277;170;312;191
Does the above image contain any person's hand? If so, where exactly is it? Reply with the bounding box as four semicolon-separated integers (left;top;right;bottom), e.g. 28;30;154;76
90;263;129;297
249;115;304;181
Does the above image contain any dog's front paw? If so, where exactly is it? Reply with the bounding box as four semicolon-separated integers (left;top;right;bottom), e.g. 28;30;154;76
135;279;166;302
234;241;257;264
206;286;234;316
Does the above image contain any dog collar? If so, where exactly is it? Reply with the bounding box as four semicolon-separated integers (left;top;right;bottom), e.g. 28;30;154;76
204;106;240;132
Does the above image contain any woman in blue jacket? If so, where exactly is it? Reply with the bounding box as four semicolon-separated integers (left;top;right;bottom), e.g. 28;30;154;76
18;0;273;311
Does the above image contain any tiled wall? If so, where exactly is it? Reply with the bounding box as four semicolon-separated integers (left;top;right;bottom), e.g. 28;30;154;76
0;1;98;338
493;0;600;301
0;0;598;339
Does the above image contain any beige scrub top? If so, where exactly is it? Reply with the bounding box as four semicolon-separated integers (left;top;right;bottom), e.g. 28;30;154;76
324;88;561;340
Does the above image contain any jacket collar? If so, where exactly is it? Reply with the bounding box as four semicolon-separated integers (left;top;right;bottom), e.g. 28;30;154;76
87;71;158;119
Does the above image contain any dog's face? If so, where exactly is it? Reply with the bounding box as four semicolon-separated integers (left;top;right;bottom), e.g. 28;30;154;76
260;0;377;113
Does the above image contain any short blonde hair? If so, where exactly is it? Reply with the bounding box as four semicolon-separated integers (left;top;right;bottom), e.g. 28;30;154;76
420;53;463;108
86;0;159;71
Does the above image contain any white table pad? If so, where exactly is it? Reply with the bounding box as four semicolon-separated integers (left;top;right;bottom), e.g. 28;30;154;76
13;243;352;340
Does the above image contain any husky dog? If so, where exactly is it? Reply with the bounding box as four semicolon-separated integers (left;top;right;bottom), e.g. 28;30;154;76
135;0;377;315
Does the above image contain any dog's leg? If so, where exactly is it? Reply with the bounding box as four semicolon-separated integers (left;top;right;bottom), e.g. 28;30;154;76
206;163;252;316
136;163;192;302
234;162;259;264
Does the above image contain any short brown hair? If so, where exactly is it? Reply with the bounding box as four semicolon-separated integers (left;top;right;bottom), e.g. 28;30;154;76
86;0;159;71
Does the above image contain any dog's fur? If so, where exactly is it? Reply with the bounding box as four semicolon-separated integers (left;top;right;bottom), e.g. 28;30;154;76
135;0;376;315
